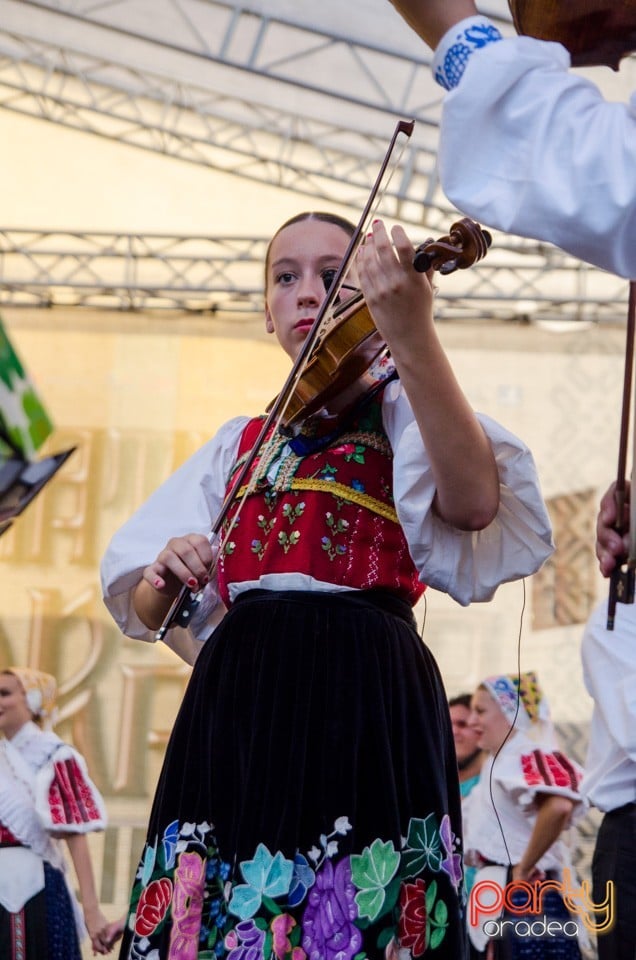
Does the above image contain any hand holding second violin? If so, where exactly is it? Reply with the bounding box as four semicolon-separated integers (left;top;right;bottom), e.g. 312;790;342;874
596;481;631;577
388;0;478;49
133;533;215;630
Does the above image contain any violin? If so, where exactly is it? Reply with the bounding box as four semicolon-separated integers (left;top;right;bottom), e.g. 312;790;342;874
278;218;492;435
508;0;636;69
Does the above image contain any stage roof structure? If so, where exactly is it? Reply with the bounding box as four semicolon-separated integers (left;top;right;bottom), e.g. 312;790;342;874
0;0;633;323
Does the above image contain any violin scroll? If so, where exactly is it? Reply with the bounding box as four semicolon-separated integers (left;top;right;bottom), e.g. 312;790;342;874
413;218;492;275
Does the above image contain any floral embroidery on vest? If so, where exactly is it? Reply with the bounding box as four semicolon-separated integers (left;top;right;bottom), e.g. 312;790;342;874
217;394;425;607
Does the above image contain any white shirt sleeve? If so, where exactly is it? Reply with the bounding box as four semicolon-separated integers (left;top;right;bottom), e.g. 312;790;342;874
382;381;553;605
435;29;636;278
100;416;248;646
102;397;553;631
581;600;636;761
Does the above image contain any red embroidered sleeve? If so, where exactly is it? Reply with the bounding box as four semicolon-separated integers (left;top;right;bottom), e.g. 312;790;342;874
520;750;581;792
48;756;104;827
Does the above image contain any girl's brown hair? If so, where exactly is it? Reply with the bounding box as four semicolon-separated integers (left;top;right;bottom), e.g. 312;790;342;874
264;211;356;291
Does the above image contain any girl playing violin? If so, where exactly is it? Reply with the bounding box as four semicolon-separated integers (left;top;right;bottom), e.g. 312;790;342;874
101;211;552;960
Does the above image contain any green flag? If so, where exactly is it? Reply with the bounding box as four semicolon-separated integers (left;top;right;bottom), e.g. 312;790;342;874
0;315;53;459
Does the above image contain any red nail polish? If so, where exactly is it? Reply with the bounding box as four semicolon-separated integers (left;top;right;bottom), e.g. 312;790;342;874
187;577;198;588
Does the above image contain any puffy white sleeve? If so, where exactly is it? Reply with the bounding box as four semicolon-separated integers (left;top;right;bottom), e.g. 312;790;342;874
100;417;248;647
436;35;636;279
382;382;553;605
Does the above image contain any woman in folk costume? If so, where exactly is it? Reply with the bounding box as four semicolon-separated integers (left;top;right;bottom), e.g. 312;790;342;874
464;672;586;959
0;667;113;958
101;212;554;959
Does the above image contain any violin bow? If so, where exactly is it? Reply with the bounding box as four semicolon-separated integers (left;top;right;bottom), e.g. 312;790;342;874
155;118;415;642
606;280;636;630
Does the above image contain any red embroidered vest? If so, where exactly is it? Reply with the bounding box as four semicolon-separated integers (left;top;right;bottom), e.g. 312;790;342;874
217;397;425;607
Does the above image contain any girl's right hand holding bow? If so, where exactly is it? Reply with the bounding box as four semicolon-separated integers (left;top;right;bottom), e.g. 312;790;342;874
133;533;215;630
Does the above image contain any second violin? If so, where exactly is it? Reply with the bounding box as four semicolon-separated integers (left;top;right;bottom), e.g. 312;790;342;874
509;0;636;69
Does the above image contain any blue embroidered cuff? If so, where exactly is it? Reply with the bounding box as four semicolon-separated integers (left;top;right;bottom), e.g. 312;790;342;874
433;16;503;90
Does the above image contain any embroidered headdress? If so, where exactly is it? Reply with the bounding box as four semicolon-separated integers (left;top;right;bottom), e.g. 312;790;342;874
481;670;553;742
6;666;58;729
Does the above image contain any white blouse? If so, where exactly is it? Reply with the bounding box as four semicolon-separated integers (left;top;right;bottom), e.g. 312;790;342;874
101;382;553;651
434;22;636;279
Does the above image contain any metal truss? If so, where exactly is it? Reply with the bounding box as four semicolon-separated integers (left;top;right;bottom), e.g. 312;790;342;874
0;0;510;227
0;0;630;320
0;228;630;324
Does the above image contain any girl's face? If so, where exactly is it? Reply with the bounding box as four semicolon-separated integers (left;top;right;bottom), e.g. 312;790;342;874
0;672;32;739
265;219;351;360
469;687;514;754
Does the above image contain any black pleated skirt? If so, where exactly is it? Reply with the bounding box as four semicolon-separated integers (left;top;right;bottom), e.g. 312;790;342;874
119;590;467;960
